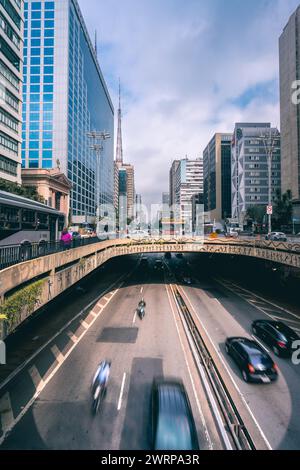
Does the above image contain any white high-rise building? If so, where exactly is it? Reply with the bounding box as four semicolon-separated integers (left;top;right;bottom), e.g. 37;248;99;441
170;157;203;227
0;0;23;184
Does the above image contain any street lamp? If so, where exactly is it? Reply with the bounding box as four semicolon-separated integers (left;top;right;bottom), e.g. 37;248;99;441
261;129;279;234
87;131;111;220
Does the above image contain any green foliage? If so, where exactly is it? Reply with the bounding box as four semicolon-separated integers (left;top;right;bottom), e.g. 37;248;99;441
273;189;293;228
0;279;46;333
0;178;45;204
246;205;266;224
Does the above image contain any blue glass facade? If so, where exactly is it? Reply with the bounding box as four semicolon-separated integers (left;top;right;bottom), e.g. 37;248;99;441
23;0;114;223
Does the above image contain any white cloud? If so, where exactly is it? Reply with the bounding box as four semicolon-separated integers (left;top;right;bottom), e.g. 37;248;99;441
78;0;300;205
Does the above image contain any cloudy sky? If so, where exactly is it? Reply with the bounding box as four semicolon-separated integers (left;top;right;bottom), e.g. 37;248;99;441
78;0;300;206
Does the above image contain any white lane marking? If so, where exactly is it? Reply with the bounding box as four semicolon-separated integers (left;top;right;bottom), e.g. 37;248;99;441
271;315;300;326
103;296;110;302
80;320;89;329
251;335;271;354
132;310;137;324
140;287;144;294
117;373;126;411
165;284;213;450
28;365;44;392
0;272;128;393
214;298;221;306
217;278;300;322
178;285;273;450
0;392;14;435
90;311;97;317
0;283;124;446
51;345;64;364
67;331;77;343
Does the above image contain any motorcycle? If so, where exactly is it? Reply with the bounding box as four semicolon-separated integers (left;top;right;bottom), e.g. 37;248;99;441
138;306;145;320
92;383;105;415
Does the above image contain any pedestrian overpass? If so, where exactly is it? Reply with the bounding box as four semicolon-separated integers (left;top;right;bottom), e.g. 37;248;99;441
0;236;299;339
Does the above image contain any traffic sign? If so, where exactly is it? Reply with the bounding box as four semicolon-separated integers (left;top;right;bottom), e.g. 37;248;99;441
267;205;273;215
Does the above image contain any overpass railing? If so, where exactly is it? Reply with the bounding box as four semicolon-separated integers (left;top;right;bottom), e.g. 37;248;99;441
0;237;100;271
1;235;300;272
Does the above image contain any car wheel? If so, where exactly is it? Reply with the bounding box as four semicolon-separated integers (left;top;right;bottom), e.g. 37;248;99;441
273;345;280;356
242;370;249;382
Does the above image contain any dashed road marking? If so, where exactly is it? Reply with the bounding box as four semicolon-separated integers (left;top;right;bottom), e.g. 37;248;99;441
51;345;64;364
80;320;89;329
117;373;126;411
67;331;77;343
28;365;44;392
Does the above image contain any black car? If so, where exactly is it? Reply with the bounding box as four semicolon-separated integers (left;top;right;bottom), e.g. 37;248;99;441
176;253;184;259
154;260;163;270
151;378;199;450
165;252;172;259
252;320;299;357
225;337;278;383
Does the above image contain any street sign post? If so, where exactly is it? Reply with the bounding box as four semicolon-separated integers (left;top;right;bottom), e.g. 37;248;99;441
267;205;273;216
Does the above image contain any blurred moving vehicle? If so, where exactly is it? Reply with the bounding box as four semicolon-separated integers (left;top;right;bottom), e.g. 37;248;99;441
154;259;163;270
265;232;287;242
140;256;149;267
151;378;199;450
225;337;278;383
252;320;299;357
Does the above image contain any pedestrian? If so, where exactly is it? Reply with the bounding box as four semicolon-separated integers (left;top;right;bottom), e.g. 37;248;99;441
60;228;72;250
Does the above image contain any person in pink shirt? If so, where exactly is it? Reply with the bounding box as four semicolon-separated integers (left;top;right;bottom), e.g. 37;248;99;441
60;228;72;250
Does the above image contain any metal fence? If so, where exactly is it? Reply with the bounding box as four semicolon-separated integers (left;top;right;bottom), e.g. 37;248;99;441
0;237;100;271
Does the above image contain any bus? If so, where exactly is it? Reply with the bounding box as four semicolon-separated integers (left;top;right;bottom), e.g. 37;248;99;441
0;190;65;252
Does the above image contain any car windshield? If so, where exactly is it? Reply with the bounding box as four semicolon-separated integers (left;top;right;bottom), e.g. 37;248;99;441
155;413;194;450
250;354;273;369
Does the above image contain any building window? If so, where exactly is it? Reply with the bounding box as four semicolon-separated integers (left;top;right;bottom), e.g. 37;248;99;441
0;37;20;70
0;13;21;49
0;131;18;154
0;108;19;133
0;0;21;30
0;60;19;90
0;84;19;111
0;154;18;176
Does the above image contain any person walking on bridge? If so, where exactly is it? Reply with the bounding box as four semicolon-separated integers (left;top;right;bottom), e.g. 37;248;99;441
60;228;72;250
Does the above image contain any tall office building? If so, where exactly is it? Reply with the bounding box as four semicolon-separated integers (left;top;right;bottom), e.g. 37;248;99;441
0;0;23;184
170;157;203;225
279;5;300;220
22;0;114;224
231;123;281;221
169;159;179;207
122;162;135;219
162;192;169;206
203;133;232;222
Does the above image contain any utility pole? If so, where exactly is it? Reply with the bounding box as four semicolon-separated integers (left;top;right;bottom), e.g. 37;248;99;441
87;131;111;220
261;129;278;234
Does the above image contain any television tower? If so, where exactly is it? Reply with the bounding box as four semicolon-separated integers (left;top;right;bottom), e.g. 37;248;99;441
116;79;123;164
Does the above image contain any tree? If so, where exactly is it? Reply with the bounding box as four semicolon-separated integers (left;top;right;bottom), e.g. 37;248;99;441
273;189;293;228
0;178;45;204
246;205;266;224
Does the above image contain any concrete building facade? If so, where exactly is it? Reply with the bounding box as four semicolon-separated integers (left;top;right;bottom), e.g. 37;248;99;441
0;0;23;184
231;123;281;222
279;5;300;220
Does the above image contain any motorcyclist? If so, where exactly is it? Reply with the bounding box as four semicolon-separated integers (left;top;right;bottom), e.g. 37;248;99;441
92;360;111;394
138;298;146;309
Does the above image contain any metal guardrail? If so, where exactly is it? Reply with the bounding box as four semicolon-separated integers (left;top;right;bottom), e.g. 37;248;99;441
0;237;100;271
171;284;256;450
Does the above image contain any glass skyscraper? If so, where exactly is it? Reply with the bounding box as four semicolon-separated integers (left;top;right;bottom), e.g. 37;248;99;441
22;0;114;224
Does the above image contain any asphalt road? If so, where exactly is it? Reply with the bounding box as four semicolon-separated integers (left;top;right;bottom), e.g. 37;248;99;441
170;254;300;450
0;254;221;450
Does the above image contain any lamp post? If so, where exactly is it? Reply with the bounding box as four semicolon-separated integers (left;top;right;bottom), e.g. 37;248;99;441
261;129;278;234
87;131;111;221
